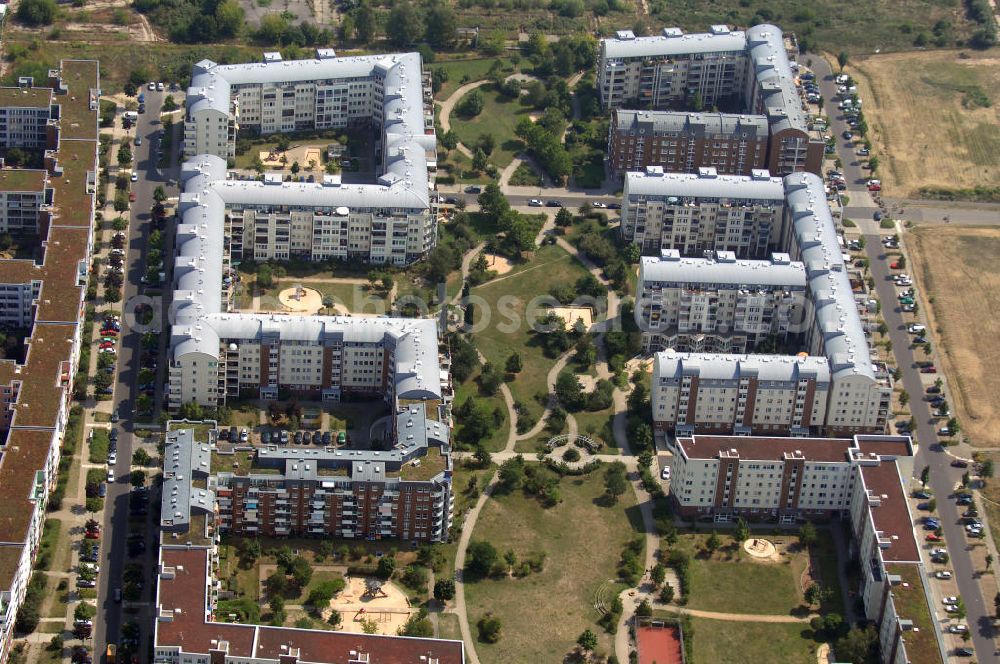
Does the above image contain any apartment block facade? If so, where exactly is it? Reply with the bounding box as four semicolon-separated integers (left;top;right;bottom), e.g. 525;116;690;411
608;109;768;176
598;24;823;176
620;167;785;258
635;250;808;353
0;169;50;234
0;85;56;150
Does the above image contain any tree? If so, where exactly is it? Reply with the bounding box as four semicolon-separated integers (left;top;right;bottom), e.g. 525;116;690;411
604;462;628;503
635;599;653;617
477;613;502;643
459;89;486;118
265;571;288;596
215;0;244;37
799;521;818;547
290;161;301;175
130;470;146;487
117;143;133;168
74;602;96;622
472;148;488;173
555;369;585;410
705;532;721;553
987;554;993;571
352;3;376;42
837;51;849;71
920;465;930;487
805;583;822;605
424;3;456;49
16;0;57;25
387;2;425;46
497;456;525;492
399;607;434;637
466;541;498;577
290;556;313;588
505;352;522;375
577;629;598;652
650;563;666;586
835;627;878;664
376;556;396;580
735;518;750;544
328;610;342;628
434;578;456;601
983;459;995;478
132;448;152;466
899;390;909;406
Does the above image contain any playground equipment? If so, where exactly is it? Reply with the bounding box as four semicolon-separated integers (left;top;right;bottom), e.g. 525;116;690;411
362;578;389;600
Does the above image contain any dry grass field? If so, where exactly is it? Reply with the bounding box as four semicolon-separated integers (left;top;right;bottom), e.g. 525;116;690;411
908;227;1000;447
851;49;1000;197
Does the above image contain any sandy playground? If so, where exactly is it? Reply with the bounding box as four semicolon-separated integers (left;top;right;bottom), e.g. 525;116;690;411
260;145;324;171
484;253;513;275
549;305;594;331
327;576;415;636
278;286;331;315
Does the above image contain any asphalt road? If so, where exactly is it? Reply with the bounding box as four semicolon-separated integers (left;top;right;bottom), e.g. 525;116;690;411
810;57;871;189
864;239;992;658
93;88;179;662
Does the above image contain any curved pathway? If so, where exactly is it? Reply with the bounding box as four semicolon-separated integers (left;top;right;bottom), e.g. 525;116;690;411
449;241;487;307
437;80;490;158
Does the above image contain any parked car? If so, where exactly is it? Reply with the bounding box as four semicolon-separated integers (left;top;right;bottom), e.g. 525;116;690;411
890;261;902;270
261;431;272;444
926;385;941;394
950;458;968;466
913;490;932;499
545;200;563;207
279;430;289;444
528;199;543;207
920;366;937;374
322;431;333;445
916;502;932;511
294;431;303;444
925;533;943;542
935;570;953;579
591;201;608;208
464;185;482;194
948;625;968;634
842;130;853;140
312;430;323;444
955;648;974;657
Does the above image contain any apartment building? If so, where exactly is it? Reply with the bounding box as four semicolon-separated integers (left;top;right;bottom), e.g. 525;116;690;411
0;169;50;234
0;84;56;150
667;433;945;664
598;24;823;176
608;110;768;176
0;61;99;662
153;546;465;664
635;250;808;353
620;167;786;258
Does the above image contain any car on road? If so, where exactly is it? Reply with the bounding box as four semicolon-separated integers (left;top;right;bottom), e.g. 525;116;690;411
113;588;122;602
842;131;853;140
948;624;969;634
920;366;937;373
591;201;607;208
130;172;139;182
464;185;482;194
545;200;562;207
935;570;953;579
873;211;883;221
135;136;141;146
528;199;543;207
950;458;967;466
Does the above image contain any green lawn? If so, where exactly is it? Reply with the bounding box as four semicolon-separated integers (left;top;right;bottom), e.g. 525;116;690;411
438;612;462;641
433;58;507;99
453;373;510;453
571;408;617;451
464;472;640;664
471;244;594;422
448;86;531;169
673;534;807;616
685;616;818;664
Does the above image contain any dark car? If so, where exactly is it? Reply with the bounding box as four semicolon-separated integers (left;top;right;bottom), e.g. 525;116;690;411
545;200;563;207
608;203;621;210
261;431;272;444
955;648;974;657
913;490;932;499
109;429;118;442
873;211;883;221
442;196;459;205
311;430;321;444
322;431;333;445
464;185;482;194
951;459;969;468
294;431;304;444
926;385;941;394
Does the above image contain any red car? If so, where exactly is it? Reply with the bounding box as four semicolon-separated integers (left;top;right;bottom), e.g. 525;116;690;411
925;533;943;542
921;366;937;374
101;330;118;337
128;191;137;202
890;261;901;269
868;183;882;191
84;530;100;539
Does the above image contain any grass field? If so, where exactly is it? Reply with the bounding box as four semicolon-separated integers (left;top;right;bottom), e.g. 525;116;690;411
908;227;1000;447
448;86;531;169
851;48;1000;197
433;58;507;99
464;472;640;664
671;533;811;616
453;371;510;453
471;243;596;422
641;0;974;54
686;617;818;664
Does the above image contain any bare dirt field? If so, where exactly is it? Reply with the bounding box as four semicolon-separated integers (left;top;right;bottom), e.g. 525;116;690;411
908;226;1000;447
851;48;1000;197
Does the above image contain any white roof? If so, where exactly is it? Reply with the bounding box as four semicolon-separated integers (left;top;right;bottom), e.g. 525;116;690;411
639;253;806;288
602;28;747;60
624;168;785;201
655;349;831;384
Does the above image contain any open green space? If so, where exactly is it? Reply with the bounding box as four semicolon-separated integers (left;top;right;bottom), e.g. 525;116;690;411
671;533;807;616
453;370;510;453
684;616;818;664
448;86;531;169
641;0;974;54
464;471;640;664
433;58;507;99
437;612;462;641
471;243;594;423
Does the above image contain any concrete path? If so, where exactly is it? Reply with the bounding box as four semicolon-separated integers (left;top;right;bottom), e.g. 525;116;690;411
651;604;817;624
437;80;490;158
453;475;497;664
448;242;486;307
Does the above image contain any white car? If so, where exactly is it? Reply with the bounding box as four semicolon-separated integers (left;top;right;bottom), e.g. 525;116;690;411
660;466;671;480
108;452;117;465
107;468;115;482
948;624;969;634
148;81;156;91
591;201;608;208
130;172;138;182
930;547;947;557
528;199;543;207
157;82;165;91
907;324;926;334
935;570;953;579
79;563;100;574
942;596;959;605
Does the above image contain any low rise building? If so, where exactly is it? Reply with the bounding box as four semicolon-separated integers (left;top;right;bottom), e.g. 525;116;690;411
620;167;786;258
635;249;808;353
608;109;769;177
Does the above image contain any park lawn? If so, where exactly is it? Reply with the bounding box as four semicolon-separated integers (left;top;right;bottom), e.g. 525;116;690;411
449;86;531;169
471;243;594;422
437;612;462;641
685;616;818;664
464;472;640;664
453;373;510;453
433;57;507;99
571;408;617;452
674;533;805;616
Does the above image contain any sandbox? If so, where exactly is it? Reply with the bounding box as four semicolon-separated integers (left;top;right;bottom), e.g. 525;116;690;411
549;306;594;331
743;538;779;561
326;576;415;636
277;285;324;314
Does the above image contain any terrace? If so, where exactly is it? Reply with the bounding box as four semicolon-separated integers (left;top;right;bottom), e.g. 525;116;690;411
399;445;447;482
0;169;46;193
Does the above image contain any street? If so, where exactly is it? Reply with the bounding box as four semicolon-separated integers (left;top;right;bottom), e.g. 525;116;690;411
93;88;181;660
